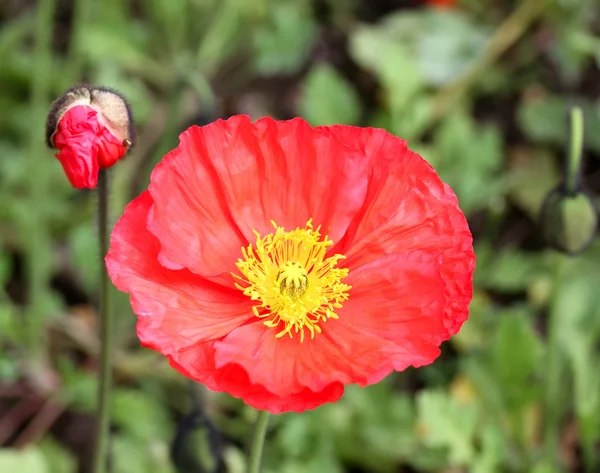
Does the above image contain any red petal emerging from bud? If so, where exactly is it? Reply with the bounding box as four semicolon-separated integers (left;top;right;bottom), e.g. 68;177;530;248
53;105;127;189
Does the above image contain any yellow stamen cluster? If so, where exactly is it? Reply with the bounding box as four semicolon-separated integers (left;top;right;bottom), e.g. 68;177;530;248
234;220;351;342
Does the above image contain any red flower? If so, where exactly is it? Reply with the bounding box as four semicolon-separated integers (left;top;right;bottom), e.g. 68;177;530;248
106;115;475;413
52;105;127;189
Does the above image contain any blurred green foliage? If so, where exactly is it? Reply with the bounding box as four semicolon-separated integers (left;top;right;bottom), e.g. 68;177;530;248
1;0;599;472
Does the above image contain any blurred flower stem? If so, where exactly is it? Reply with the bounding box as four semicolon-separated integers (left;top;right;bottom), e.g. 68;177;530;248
65;0;91;86
247;410;270;473
65;2;117;468
25;0;55;361
92;169;114;473
425;0;546;133
566;107;583;195
543;107;584;468
543;255;566;468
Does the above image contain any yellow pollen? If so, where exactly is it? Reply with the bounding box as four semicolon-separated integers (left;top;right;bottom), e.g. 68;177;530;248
233;219;351;342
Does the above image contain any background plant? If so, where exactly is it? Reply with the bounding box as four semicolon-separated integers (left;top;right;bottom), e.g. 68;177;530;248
0;0;599;472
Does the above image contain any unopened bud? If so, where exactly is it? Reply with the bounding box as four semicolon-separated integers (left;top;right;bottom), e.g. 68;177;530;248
46;85;135;189
539;186;598;255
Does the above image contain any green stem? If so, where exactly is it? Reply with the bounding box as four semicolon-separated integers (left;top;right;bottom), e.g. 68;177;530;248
65;0;92;85
421;0;546;136
25;0;55;359
542;107;586;469
92;169;114;473
566;106;584;195
247;410;271;473
543;254;565;468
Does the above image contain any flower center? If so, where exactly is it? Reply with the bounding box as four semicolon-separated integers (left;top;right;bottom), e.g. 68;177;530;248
277;261;309;299
233;220;351;342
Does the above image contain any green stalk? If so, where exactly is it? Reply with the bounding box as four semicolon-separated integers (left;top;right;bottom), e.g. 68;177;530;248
92;169;114;473
543;255;566;468
566;107;583;195
25;0;56;359
247;410;271;473
65;0;92;85
543;107;585;467
422;0;546;136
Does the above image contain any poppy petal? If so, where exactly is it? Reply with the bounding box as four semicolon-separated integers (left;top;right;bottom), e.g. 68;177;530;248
54;106;102;189
337;251;448;375
106;191;254;351
212;252;445;397
147;116;370;286
209;116;370;242
330;127;474;335
146;127;247;287
167;341;344;413
53;105;128;189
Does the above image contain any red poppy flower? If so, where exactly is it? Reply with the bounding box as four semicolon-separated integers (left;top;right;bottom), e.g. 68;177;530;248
106;115;475;413
47;86;134;189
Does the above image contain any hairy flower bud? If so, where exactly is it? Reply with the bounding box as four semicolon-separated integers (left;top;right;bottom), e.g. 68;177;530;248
46;85;135;189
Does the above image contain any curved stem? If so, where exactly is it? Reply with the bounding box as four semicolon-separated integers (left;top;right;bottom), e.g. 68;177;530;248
566;106;584;195
247;410;271;473
92;169;114;473
423;0;546;134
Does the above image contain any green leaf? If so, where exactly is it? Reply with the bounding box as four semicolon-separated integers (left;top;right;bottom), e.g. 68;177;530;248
548;24;598;85
277;413;312;457
530;462;562;473
111;388;172;442
552;250;600;462
172;412;223;473
430;110;505;214
508;148;560;219
470;425;506;473
350;10;488;87
0;448;48;473
57;358;97;411
568;338;600;466
253;2;316;76
474;245;547;293
38;438;77;473
415;10;488;86
517;94;600;153
416;389;479;465
68;223;99;292
79;22;168;87
299;64;361;126
275;437;342;473
344;384;416;460
196;0;247;76
79;24;149;71
451;290;497;351
0;12;34;59
112;434;174;473
350;24;423;111
517;95;566;145
145;0;189;52
489;311;543;408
